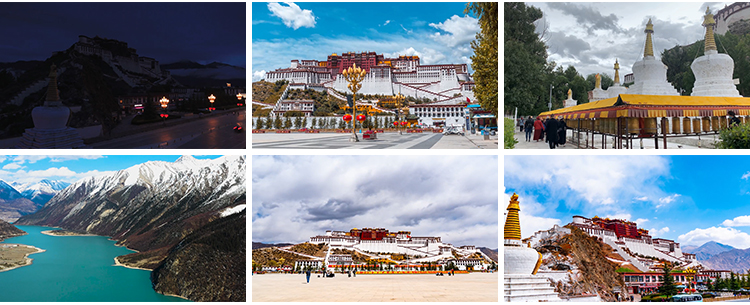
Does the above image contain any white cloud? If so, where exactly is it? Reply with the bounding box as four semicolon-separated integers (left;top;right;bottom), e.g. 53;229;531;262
399;24;413;34
12;156;47;164
743;171;750;180
635;218;649;225
635;196;649;201
678;226;750;249
384;47;446;65
604;213;631;220
382;20;391;26
429;15;479;48
47;156;104;162
722;215;750;227
650;227;670;236
2;163;23;170
267;2;316;30
254;156;498;247
252;70;267;82
657;194;681;208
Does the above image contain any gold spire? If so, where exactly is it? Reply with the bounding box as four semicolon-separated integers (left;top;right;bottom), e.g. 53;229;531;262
595;73;601;89
614;59;620;84
46;64;60;102
644;18;654;57
504;193;522;241
703;7;717;52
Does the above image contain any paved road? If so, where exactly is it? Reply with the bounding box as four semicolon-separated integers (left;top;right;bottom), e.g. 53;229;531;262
91;111;245;149
252;132;488;149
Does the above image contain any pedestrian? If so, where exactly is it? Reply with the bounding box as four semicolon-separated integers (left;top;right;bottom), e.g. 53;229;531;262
306;269;311;284
533;117;544;141
557;118;568;147
517;117;524;132
524;116;534;142
729;110;741;127
546;116;559;149
353;269;356;277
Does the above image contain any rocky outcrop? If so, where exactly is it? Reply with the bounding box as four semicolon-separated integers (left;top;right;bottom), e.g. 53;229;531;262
0;219;26;242
152;210;245;302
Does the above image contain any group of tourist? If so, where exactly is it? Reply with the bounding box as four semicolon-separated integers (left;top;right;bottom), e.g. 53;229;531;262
519;116;567;149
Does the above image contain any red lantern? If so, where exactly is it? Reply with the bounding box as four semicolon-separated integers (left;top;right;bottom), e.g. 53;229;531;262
343;114;353;122
356;114;366;122
400;121;407;126
393;121;399;127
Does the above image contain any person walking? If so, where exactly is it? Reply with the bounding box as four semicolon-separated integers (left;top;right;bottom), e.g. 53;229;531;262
524;116;534;142
557;119;568;147
729;110;741;127
546;117;559;149
533;117;544;141
517;117;524;132
306;269;311;284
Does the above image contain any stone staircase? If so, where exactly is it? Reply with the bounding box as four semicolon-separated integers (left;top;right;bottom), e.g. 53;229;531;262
504;274;562;302
604;239;649;272
9;66;67;106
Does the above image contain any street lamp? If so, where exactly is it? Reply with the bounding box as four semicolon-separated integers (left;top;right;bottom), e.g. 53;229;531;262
342;63;367;142
208;94;216;112
159;96;169;125
395;93;405;135
236;93;244;107
549;84;554;112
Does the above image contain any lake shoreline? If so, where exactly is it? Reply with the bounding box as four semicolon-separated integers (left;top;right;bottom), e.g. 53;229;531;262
0;244;46;273
41;230;98;237
113;256;153;271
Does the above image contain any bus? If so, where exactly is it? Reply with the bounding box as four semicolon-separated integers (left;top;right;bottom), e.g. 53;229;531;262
670;294;703;302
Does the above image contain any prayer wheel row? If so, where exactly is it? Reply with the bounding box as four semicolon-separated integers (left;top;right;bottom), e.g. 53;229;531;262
571;116;749;135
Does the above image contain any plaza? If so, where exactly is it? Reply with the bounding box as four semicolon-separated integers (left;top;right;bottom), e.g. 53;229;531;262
252;132;497;149
251;273;498;302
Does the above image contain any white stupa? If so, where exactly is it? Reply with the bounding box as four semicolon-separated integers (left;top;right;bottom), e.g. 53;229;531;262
590;73;608;102
17;65;85;148
691;8;741;97
626;19;680;96
504;193;561;302
607;59;628;98
563;89;577;108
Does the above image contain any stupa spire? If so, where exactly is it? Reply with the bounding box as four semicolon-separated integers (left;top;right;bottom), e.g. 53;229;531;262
703;7;717;52
45;64;60;105
504;193;522;244
644;18;655;57
614;59;620;84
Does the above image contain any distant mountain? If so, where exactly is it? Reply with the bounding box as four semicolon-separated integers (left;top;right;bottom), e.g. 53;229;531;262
12;179;70;206
0;180;24;201
686;241;736;261
0;179;70;222
0;218;26;242
702;248;750;273
479;247;498;262
252;242;294;250
162;60;245;88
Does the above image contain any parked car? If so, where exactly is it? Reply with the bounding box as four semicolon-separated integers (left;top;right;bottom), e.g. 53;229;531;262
443;125;464;136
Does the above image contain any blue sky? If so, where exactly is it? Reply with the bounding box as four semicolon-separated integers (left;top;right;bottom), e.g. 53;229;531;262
251;2;479;81
0;155;221;185
505;155;750;249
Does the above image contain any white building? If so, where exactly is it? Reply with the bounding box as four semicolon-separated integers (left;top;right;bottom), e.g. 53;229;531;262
294;260;323;271
409;104;466;127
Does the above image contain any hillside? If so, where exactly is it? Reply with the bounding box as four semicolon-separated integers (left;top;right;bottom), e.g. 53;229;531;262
251;247;311;268
686;241;736;261
702;248;750;273
252;242;293;250
152;210;245;302
0;219;26;242
479;247;498;262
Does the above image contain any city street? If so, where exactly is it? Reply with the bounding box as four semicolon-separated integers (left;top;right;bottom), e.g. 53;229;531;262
90;110;246;149
252;132;497;149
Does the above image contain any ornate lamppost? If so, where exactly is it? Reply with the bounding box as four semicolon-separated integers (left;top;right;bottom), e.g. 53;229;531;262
159;96;170;125
395;93;405;135
208;94;216;112
342;63;366;142
236;93;244;107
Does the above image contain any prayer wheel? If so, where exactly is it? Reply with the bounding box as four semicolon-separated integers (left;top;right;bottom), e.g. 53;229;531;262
682;117;692;134
711;116;719;131
692;118;702;134
719;116;728;129
742;116;747;124
702;117;711;133
643;118;658;134
626;118;640;134
671;117;681;134
594;119;601;132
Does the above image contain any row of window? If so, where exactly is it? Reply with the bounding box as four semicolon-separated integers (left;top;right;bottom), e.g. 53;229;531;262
624;275;688;283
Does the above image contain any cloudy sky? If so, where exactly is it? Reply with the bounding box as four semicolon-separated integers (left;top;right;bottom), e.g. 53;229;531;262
528;2;733;78
253;155;498;248
505;155;750;249
0;155;220;185
0;3;245;67
251;2;480;81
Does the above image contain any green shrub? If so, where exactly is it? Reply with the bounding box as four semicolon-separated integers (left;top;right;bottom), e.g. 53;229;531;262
615;267;637;273
651;295;666;302
504;118;518;149
717;123;750;148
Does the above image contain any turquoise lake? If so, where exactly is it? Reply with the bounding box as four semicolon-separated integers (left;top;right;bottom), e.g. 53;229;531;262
0;225;187;302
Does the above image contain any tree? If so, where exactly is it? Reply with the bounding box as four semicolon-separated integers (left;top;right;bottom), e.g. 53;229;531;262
273;115;282;129
311;117;317;129
253;117;260;129
706;277;713;291
338;117;345;129
468;2;498;117
586;73;615;91
731;272;741;290
294;116;303;129
658;263;678;297
283;116;292;129
503;2;546;116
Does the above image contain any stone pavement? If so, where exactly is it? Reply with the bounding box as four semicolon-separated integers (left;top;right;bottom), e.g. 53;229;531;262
252;273;498;302
252;131;495;149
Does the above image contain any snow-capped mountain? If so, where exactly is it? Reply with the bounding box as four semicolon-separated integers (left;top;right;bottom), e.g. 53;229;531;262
12;179;70;206
0;180;23;201
16;155;246;252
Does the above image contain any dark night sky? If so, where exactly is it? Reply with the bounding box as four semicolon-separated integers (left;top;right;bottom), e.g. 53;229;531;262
0;2;245;67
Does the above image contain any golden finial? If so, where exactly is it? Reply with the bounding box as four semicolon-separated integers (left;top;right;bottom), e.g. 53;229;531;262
595;73;602;89
703;8;717;52
504;193;522;241
46;64;60;102
567;89;572;100
614;59;620;84
644;18;655;57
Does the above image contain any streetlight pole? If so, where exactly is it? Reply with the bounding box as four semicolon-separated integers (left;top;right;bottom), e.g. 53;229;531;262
159;96;170;126
342;63;366;142
396;93;405;135
549;84;554;112
208;94;216;112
